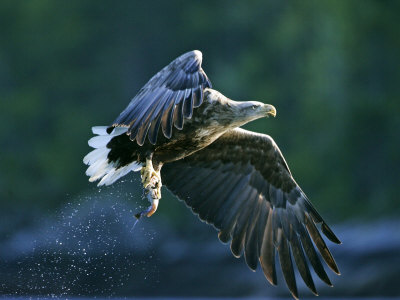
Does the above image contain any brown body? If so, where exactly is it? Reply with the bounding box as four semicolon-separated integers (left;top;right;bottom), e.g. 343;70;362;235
107;88;275;171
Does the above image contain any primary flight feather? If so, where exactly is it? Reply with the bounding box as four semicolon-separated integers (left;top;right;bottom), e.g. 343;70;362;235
84;50;340;299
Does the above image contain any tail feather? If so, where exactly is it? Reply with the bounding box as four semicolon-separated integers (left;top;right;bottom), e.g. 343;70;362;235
98;161;141;186
88;135;111;149
83;126;141;186
84;147;111;165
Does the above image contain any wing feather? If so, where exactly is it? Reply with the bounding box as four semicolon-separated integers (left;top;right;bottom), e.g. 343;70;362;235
244;195;264;271
109;50;212;144
217;179;252;243
161;100;176;139
298;223;332;286
290;232;317;295
162;128;340;297
305;214;340;274
260;209;277;285
173;97;185;130
277;232;298;299
230;188;255;258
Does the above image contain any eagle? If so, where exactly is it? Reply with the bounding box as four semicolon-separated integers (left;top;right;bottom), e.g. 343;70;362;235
83;50;340;299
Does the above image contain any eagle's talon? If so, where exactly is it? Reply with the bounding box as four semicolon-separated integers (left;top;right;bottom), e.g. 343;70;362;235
141;158;161;190
138;158;162;218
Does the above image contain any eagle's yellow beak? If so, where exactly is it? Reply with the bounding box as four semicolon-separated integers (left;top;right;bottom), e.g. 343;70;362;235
265;104;277;118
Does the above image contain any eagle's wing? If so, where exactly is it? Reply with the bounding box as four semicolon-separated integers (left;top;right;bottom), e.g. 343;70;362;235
109;50;212;145
162;128;340;298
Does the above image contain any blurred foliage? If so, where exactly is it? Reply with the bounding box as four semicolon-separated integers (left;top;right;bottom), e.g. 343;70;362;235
1;0;399;224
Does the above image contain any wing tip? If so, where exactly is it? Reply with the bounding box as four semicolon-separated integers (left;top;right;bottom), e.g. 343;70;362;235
180;50;203;65
259;257;278;286
331;264;341;275
321;222;342;244
218;230;231;244
311;289;319;296
266;275;278;286
290;291;299;300
192;49;202;60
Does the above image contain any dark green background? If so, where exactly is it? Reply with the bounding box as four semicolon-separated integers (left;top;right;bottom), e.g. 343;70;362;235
1;0;399;230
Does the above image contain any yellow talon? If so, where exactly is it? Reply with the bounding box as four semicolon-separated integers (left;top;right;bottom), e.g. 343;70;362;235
138;158;162;218
141;158;161;189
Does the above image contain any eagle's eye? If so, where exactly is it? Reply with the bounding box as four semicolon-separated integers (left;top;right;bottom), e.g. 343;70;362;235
252;104;258;110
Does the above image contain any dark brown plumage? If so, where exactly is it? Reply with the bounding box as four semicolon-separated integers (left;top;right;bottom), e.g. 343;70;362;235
162;128;340;298
84;50;341;299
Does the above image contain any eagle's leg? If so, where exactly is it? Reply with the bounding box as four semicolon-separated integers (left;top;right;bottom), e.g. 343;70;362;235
138;158;162;218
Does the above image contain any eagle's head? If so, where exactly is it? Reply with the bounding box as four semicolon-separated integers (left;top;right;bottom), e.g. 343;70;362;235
203;88;276;128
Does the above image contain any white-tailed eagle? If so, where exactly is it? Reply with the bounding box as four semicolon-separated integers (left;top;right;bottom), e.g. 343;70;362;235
83;50;340;299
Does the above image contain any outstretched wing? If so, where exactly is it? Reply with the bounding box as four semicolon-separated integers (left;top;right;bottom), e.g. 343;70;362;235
109;50;212;146
162;128;340;299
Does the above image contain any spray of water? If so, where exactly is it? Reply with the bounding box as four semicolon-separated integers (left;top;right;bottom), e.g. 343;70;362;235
0;179;160;297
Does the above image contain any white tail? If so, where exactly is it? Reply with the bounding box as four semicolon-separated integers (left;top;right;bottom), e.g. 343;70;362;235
83;126;142;186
